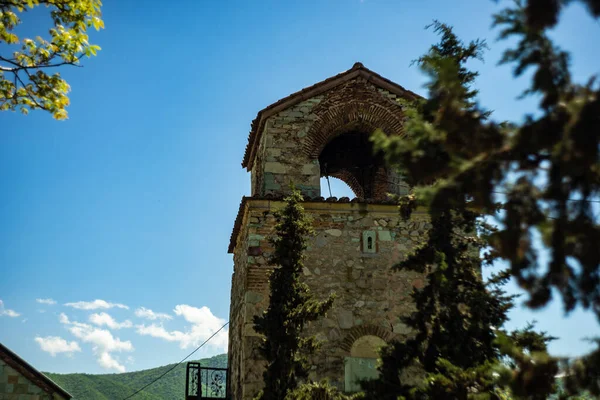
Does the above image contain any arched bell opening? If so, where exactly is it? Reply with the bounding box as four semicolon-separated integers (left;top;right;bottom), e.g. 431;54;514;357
318;131;389;199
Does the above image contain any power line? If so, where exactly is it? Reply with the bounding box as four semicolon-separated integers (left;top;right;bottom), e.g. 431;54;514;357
121;321;229;400
491;190;600;204
373;177;600;204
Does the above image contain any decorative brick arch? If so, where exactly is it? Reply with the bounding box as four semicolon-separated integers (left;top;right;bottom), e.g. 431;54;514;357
340;324;394;352
303;100;405;159
327;171;365;198
303;87;406;199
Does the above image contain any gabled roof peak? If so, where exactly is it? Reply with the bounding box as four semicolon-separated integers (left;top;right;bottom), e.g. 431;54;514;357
242;62;420;170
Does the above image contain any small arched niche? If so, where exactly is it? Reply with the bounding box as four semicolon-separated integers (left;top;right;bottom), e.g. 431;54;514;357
319;131;388;199
344;335;386;392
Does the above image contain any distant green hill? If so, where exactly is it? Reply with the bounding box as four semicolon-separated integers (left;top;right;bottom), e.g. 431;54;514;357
44;353;227;400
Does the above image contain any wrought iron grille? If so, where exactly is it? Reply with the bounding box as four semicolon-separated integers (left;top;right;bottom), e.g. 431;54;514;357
186;362;229;399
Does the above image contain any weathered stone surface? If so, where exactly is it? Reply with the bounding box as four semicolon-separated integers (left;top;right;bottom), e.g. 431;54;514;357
315;235;327;247
328;328;342;340
393;321;413;335
412;278;425;289
378;230;392;241
356;279;369;289
338;309;354;329
301;163;319;175
325;229;342;237
263;162;288;174
243;323;261;337
245;291;263;304
372;278;388;290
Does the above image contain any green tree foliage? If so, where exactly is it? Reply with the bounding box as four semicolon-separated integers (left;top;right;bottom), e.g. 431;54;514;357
496;324;559;399
361;197;557;398
253;188;335;400
0;0;103;119
366;0;599;396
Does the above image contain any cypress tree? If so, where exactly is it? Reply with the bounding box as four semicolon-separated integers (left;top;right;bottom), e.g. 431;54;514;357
362;20;560;399
253;188;334;400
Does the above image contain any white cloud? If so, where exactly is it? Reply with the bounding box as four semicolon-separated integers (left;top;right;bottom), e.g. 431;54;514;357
36;298;57;305
89;312;133;329
35;298;56;306
64;299;129;310
3;309;20;317
59;313;70;324
60;313;133;372
136;305;228;351
35;336;81;357
134;307;172;321
0;299;20;317
98;352;127;373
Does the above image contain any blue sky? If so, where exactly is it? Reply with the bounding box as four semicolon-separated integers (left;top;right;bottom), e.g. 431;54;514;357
1;0;599;375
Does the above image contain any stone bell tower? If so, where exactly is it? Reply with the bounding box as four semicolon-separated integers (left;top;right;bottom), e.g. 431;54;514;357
227;63;430;400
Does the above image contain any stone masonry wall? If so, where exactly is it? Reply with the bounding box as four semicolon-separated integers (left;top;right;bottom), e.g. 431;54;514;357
0;359;64;400
229;199;430;400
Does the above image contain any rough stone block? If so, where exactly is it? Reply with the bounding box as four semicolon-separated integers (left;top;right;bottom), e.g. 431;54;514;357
338;309;354;329
264;162;289;174
245;291;264;304
283;111;304;118
378;230;392;241
301;163;319;175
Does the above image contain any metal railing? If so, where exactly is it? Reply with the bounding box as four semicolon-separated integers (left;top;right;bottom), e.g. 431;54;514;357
185;362;229;399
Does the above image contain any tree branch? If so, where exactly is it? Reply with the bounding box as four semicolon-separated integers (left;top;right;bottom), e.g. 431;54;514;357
14;70;47;110
0;54;83;72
